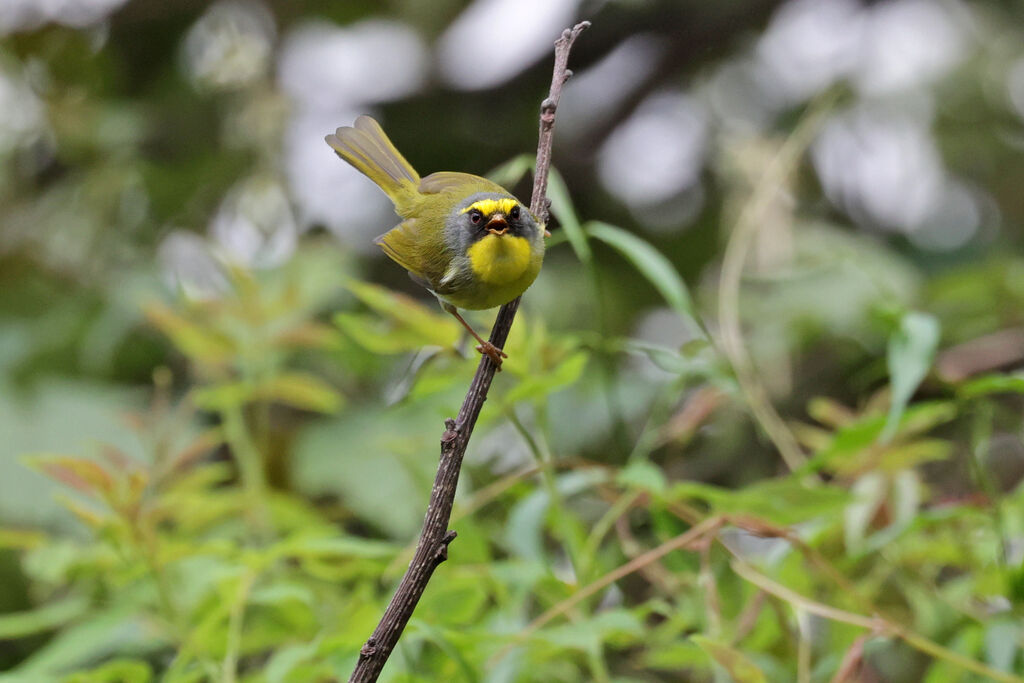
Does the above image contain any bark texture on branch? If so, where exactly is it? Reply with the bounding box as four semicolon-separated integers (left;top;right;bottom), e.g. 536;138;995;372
347;21;590;683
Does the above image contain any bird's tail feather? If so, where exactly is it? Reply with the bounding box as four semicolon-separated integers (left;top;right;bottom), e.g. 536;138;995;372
325;116;420;207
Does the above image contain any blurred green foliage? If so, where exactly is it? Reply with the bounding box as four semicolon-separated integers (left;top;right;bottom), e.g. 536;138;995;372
2;1;1024;682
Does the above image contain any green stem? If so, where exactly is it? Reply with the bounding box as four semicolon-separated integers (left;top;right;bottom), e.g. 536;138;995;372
222;571;255;683
627;378;687;462
732;560;1024;683
585;260;630;452
508;408;582;579
586;648;611;683
222;403;270;535
717;91;838;472
968;401;1011;569
580;490;641;578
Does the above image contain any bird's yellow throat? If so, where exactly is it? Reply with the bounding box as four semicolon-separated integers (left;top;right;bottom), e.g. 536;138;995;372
467;234;532;285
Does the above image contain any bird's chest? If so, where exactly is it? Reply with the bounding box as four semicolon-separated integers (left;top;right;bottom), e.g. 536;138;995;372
467;235;532;285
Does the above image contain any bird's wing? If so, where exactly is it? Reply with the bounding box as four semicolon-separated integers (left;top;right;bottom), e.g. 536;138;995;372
374;218;448;286
419;171;508;196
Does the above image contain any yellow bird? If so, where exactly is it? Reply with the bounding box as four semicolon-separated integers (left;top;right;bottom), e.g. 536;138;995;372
326;116;545;368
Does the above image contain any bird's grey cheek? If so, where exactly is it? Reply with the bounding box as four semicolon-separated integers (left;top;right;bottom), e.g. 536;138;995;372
452;230;471;254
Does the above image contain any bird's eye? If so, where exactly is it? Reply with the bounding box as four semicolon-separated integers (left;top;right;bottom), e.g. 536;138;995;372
469;210;482;224
510;205;521;220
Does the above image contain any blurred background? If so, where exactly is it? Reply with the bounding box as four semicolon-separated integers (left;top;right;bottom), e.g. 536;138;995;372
2;0;1024;681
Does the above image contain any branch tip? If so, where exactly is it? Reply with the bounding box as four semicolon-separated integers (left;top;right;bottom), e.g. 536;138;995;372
558;21;589;45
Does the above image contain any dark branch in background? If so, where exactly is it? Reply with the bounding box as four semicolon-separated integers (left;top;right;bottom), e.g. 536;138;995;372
347;21;590;683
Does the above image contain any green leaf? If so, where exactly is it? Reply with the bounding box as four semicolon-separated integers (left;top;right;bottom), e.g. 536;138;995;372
586;221;697;324
336;281;460;355
193;374;343;413
503;351;588;404
804;401;957;473
253;373;343;413
0;529;47;550
691;636;767;683
616;460;667;494
620;339;719;378
546;168;591;262
416;575;489;626
845;470;921;554
344;280;458;347
264;639;322;683
505;469;609;561
10;610;163;678
882;311;940;442
923;624;984;683
335;313;430;354
191;382;251;411
670;478;849;525
844;471;887;553
984;619;1020;673
63;659;152;683
273;534;400;561
875;438;952;472
292;405;442;538
537;609;645;655
640;641;708;669
144;303;235;364
409;621;479;682
958;372;1024;398
23;455;115;497
249;581;315;608
0;379;145;530
487;154;534;189
0;596;90;639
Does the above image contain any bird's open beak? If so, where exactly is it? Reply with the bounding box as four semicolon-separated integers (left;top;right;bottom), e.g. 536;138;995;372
486;214;508;235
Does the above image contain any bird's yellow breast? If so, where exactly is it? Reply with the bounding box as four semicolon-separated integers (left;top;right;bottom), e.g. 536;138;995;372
467;235;532;285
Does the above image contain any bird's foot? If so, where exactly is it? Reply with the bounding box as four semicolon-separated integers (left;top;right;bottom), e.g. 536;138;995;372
475;342;508;370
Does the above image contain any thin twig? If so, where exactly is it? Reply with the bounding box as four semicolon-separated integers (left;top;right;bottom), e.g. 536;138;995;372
222;571;255;683
698;538;722;637
731;560;1024;683
347;21;590;683
730;560;882;630
717;92;838;472
796;608;811;683
829;634;868;683
691;510;1018;682
731;589;766;645
490;516;725;666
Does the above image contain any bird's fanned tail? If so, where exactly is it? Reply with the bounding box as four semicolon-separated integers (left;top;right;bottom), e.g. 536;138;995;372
325;116;421;210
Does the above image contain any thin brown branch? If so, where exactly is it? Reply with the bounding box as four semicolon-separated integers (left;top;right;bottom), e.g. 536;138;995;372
731;560;1024;683
490;516;725;666
935;326;1024;382
829;634;868;683
612;508;682;595
731;589;766;645
347;21;590;683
